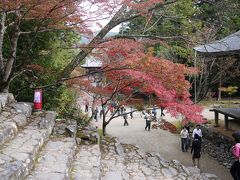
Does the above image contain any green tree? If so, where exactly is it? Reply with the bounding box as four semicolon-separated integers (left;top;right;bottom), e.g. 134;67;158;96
121;0;240;101
9;29;80;113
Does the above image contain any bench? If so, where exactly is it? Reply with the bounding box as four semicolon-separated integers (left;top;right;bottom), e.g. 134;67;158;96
209;108;240;129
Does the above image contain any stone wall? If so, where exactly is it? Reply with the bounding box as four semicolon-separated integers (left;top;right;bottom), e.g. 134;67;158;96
201;125;235;169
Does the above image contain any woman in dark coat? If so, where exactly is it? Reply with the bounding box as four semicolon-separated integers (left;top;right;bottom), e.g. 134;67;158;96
191;134;201;168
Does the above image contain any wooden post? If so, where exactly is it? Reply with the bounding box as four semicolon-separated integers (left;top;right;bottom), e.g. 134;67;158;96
214;111;219;127
224;115;229;130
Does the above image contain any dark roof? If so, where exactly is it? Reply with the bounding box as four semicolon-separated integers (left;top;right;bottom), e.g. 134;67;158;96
194;31;240;56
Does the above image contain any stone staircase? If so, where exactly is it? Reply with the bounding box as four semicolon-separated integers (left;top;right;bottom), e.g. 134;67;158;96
0;93;218;180
0;93;56;179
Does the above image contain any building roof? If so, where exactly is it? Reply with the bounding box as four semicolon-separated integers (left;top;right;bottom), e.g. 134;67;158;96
194;31;240;56
81;56;102;68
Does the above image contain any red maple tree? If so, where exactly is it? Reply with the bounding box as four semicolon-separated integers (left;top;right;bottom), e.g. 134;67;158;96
1;0;203;134
68;39;204;135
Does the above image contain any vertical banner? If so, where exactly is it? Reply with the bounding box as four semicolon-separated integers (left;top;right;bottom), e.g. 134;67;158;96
34;89;42;111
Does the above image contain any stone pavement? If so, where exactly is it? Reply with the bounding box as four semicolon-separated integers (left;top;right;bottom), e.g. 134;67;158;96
71;144;101;180
26;138;76;180
94;111;231;180
100;137;218;180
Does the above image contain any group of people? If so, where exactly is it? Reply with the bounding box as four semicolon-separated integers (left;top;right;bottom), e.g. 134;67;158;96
85;105;104;122
86;103;134;125
180;125;240;180
142;106;165;131
180;125;202;168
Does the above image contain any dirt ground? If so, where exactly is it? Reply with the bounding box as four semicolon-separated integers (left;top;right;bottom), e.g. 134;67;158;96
93;110;233;180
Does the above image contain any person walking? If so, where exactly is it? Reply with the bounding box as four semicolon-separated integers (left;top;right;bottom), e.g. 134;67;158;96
192;124;202;143
123;108;129;126
100;107;103;119
85;102;89;112
230;131;240;180
120;105;125;114
109;104;113;115
130;106;133;119
144;110;151;131
180;126;189;152
94;107;99;122
160;107;165;117
191;134;202;168
152;105;157;120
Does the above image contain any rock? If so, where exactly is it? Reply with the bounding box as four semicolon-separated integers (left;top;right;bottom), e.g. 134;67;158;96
169;167;178;176
83;124;97;131
12;114;27;127
103;171;123;180
115;139;124;156
39;111;56;129
76;138;81;145
65;124;77;137
0;93;14;109
10;102;32;117
141;166;152;175
159;160;169;168
186;166;201;175
147;156;160;167
161;168;174;178
201;173;218;179
81;134;90;141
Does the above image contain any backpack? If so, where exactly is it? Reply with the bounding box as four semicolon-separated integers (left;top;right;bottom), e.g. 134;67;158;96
232;143;240;158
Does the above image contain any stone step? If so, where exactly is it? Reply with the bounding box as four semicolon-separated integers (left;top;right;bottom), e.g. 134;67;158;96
71;144;101;180
101;138;129;180
0;111;56;180
26;137;76;180
0;100;33;147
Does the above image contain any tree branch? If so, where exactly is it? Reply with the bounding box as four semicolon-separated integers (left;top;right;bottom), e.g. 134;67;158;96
60;0;178;79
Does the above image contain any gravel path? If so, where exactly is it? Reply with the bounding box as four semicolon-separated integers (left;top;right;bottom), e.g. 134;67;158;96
94;111;232;180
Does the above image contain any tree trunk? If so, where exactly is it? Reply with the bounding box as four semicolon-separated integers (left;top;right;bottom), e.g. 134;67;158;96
218;71;222;101
0;11;20;93
102;120;107;136
60;6;126;79
0;11;6;75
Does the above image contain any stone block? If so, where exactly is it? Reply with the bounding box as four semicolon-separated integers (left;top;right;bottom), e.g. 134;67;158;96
114;139;124;156
0;93;14;110
0;121;18;146
103;171;123;180
10;102;32;117
12;114;27;127
65;124;77;137
39;111;56;129
201;173;218;179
